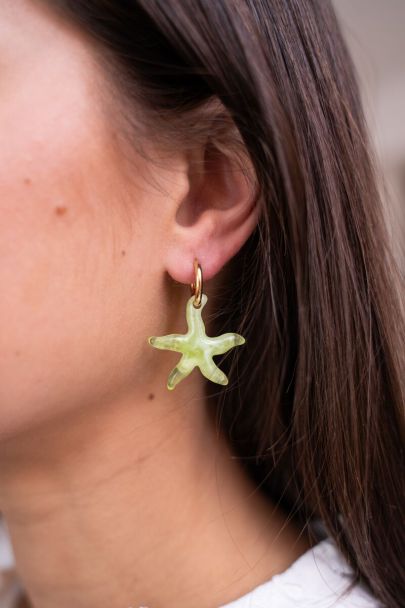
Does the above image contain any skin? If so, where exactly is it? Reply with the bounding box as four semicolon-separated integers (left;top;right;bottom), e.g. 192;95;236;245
0;1;311;607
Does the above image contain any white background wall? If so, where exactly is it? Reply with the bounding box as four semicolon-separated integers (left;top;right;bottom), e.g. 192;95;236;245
333;0;405;264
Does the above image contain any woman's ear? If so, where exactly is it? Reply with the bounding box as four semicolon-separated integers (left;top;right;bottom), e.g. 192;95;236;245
164;139;260;284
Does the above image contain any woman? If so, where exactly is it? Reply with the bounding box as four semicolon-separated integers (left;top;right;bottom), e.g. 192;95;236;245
0;1;403;607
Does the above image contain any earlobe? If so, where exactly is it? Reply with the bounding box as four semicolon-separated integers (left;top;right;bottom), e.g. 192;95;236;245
165;141;259;285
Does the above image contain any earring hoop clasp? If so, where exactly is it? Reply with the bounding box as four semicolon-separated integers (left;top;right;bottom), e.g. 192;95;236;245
190;258;203;308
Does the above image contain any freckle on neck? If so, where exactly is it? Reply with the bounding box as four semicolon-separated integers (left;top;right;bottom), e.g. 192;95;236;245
54;206;68;216
23;177;32;185
148;393;155;400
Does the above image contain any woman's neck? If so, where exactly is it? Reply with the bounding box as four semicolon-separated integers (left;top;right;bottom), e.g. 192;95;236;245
0;374;310;608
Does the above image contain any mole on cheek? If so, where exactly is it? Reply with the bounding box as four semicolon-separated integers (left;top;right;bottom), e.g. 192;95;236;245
54;206;68;216
121;250;126;256
148;393;155;400
23;177;32;185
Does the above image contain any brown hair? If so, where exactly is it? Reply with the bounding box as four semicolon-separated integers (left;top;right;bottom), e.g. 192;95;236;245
48;1;405;605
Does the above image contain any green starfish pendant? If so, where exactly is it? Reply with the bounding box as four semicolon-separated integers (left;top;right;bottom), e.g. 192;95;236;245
148;293;246;390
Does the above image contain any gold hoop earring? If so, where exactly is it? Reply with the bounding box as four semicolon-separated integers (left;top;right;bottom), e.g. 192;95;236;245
148;257;246;390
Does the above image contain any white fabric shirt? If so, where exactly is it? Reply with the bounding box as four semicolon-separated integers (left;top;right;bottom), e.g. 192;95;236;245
0;517;22;608
0;516;381;608
219;536;382;608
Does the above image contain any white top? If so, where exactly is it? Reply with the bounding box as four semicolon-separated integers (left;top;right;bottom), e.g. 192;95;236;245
219;536;382;608
0;516;381;608
0;517;22;608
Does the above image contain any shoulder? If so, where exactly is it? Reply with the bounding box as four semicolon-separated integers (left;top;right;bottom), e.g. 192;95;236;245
219;537;383;608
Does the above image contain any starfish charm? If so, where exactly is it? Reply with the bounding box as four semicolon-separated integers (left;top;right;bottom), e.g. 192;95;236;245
148;293;245;390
